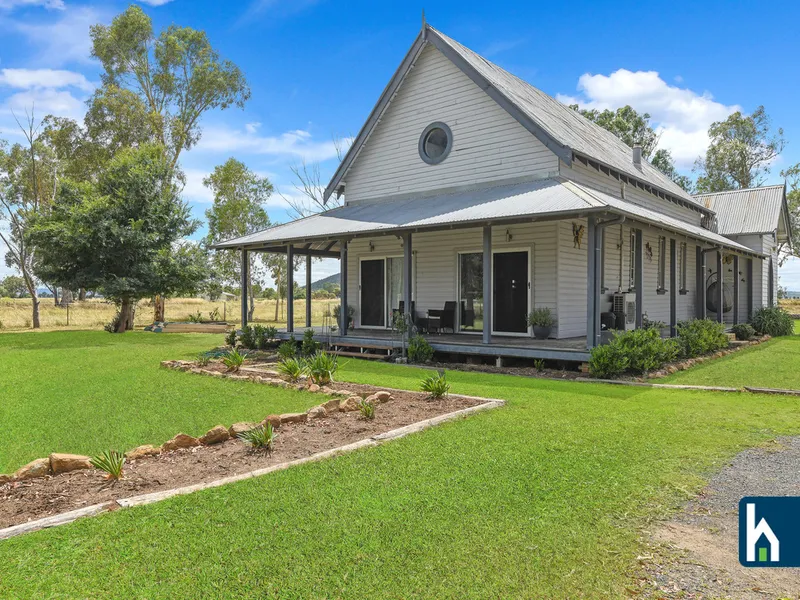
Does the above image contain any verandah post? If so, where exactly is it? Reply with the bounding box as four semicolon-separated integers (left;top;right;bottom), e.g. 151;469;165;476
240;247;248;328
305;254;312;328
732;255;740;325
716;250;724;324
585;215;597;349
482;226;492;345
634;229;643;328
340;240;348;336
669;238;677;337
287;244;294;333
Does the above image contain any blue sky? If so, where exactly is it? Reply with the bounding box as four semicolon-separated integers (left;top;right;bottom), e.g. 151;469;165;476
1;0;799;286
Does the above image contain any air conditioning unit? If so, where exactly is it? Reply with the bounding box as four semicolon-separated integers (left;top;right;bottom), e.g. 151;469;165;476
612;292;637;331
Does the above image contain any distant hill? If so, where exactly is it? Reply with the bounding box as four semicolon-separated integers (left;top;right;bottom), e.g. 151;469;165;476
311;273;340;291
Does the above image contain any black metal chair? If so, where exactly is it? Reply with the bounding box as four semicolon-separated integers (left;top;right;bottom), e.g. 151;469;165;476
429;301;456;333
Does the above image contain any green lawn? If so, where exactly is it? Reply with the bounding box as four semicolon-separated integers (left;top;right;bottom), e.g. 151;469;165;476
0;331;318;474
661;333;800;389
1;332;800;598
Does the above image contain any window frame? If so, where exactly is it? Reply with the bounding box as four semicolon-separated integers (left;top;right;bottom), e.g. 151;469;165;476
418;122;453;165
679;242;688;295
657;236;667;294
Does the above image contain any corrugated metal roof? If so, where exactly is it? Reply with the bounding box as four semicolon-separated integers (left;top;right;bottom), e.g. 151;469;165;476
568;183;758;254
214;179;760;256
694;185;786;236
430;28;700;207
215;179;602;248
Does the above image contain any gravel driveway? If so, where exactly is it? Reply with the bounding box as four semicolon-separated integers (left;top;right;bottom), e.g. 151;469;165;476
640;437;800;598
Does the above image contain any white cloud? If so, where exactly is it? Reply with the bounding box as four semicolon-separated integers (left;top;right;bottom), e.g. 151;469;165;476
0;68;94;92
13;6;103;66
245;121;261;134
196;126;347;163
181;168;215;204
5;87;84;118
557;69;740;168
0;0;63;10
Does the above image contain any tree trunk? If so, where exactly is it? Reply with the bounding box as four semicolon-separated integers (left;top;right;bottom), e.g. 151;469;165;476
59;288;73;307
115;298;135;333
248;282;255;322
78;288;86;301
53;287;59;306
153;295;166;322
22;274;40;328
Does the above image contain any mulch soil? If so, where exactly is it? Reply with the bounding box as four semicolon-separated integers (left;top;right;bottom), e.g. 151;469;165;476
0;382;481;529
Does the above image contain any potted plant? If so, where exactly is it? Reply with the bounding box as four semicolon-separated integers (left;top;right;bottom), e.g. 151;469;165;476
527;307;554;340
333;304;356;330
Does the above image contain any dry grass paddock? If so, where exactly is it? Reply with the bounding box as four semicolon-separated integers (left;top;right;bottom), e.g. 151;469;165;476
0;297;340;332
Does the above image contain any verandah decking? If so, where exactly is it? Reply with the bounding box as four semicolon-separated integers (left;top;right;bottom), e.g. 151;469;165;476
275;326;590;362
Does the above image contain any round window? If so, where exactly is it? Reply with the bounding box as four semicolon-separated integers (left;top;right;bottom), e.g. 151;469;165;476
418;122;452;164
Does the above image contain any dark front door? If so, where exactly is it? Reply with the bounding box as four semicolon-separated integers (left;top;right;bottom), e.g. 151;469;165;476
360;259;385;327
493;251;528;333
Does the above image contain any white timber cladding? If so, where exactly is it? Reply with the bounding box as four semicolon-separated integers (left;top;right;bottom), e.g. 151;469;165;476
726;233;774;312
558;219;703;337
345;222;559;333
342;44;559;204
561;160;703;226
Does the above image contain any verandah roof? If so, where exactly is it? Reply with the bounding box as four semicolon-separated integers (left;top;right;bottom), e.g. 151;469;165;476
212;178;763;258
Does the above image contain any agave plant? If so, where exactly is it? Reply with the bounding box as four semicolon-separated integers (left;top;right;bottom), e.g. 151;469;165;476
237;423;276;453
222;349;247;372
277;357;305;382
420;371;450;399
305;351;338;385
90;450;126;481
358;399;376;420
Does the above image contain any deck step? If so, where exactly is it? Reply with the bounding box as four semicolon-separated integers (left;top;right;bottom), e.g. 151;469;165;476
330;350;387;360
332;341;395;350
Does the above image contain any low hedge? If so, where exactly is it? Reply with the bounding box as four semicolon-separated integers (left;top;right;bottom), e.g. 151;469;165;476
589;318;730;379
750;307;794;337
675;319;728;358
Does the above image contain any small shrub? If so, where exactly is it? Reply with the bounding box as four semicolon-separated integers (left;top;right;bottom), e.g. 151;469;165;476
732;323;756;341
208;308;221;321
239;325;257;350
421;371;450;399
642;314;667;331
264;325;278;340
408;334;434;363
588;343;630;379
358;399;376;420
333;304;355;328
301;329;319;356
526;307;554;328
90;450;125;481
238;423;276;453
751;307;794;337
532;358;546;372
277;340;297;360
277;357;305;382
196;352;211;366
187;311;203;323
224;328;237;347
222;349;247;372
306;351;338;385
676;319;728;358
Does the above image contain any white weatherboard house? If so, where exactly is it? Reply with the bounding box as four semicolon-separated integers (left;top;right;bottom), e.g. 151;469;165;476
215;24;789;363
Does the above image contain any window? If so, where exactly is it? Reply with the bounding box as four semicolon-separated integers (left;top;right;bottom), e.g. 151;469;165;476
657;236;667;293
679;242;688;294
419;122;453;164
628;230;636;290
458;252;483;331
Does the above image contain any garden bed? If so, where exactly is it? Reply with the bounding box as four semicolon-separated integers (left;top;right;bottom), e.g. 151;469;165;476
0;383;483;530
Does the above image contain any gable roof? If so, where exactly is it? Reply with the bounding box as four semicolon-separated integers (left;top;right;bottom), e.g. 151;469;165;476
694;185;790;240
215;178;760;257
324;24;708;215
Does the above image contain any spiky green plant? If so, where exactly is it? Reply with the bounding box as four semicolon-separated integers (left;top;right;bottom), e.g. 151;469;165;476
222;349;247;372
237;423;276;453
421;371;450;399
305;351;338;385
196;352;211;366
532;359;545;372
358;399;376;420
90;450;126;481
277;357;305;382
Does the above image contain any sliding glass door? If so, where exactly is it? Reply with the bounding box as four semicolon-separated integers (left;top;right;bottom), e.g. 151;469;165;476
360;256;405;329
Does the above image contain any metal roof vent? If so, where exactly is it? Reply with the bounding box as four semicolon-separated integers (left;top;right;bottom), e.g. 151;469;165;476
632;145;642;166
